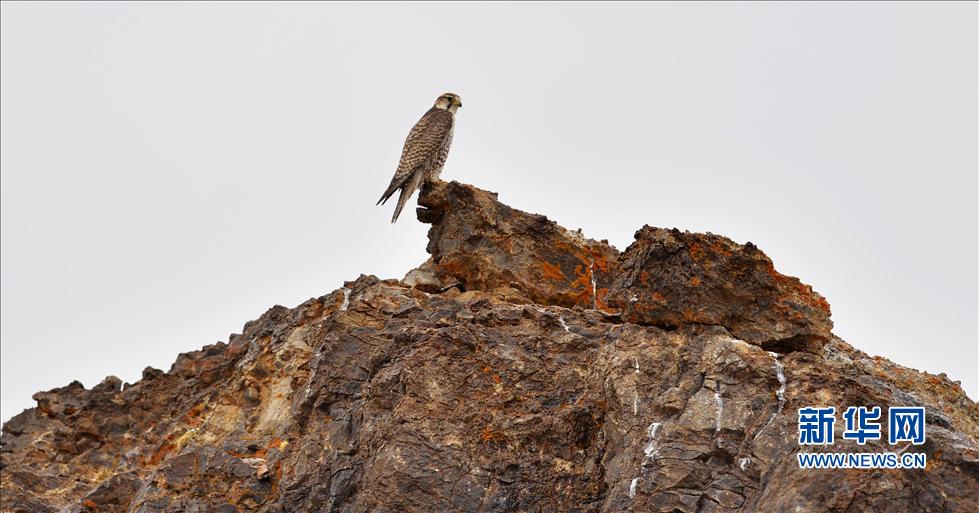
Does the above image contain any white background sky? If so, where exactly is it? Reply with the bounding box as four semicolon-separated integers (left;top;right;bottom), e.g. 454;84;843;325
1;2;976;422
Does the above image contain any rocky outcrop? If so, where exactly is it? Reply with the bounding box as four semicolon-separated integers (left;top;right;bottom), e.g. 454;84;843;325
418;181;832;350
417;181;619;310
2;181;977;513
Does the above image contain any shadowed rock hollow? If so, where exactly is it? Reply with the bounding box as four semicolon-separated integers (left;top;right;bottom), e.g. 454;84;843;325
2;181;977;512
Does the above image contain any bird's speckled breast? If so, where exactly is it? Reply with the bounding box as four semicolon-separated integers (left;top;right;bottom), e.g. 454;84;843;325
426;125;453;183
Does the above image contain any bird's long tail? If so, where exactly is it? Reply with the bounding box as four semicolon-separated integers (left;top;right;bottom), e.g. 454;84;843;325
377;179;401;206
390;172;424;223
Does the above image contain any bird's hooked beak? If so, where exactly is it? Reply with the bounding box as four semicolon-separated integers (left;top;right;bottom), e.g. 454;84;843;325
436;93;462;111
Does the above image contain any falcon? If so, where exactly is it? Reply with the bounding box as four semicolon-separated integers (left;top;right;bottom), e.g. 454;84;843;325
377;92;461;223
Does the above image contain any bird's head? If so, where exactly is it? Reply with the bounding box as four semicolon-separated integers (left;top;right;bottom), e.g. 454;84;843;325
435;92;462;113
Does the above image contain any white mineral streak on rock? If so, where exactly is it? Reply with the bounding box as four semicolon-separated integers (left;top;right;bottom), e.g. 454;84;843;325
589;262;598;309
771;352;786;412
643;422;661;460
631;421;662;496
633;393;639;415
754;352;787;440
739;457;750;470
340;287;351;311
635;358;640;374
714;387;724;435
558;316;571;332
533;306;571;333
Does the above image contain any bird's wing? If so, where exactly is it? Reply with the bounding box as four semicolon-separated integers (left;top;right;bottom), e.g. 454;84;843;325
377;108;454;205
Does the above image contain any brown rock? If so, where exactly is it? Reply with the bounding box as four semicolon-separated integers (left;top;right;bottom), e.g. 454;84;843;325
419;182;831;350
418;181;619;311
402;257;455;293
1;181;976;513
606;226;833;350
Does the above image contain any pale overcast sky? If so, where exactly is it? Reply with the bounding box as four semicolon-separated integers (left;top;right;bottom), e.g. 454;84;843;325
1;2;976;421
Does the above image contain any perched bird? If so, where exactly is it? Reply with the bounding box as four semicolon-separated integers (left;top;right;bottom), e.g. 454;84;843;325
377;92;462;223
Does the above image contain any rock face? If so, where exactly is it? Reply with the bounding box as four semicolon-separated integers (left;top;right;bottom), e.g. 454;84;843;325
418;182;833;351
2;181;977;513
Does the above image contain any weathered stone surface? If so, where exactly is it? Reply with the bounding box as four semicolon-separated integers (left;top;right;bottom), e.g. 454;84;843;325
419;181;831;349
402;257;450;293
2;181;977;513
605;226;833;349
418;181;620;311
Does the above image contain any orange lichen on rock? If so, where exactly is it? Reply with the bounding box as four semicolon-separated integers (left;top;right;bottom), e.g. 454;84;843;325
688;242;706;262
604;226;833;347
183;402;206;427
708;239;732;256
589;249;609;272
268;437;288;451
594;287;617;313
570;264;594;295
681;308;698;322
539;261;566;282
766;261;832;313
147;442;175;466
480;428;504;443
